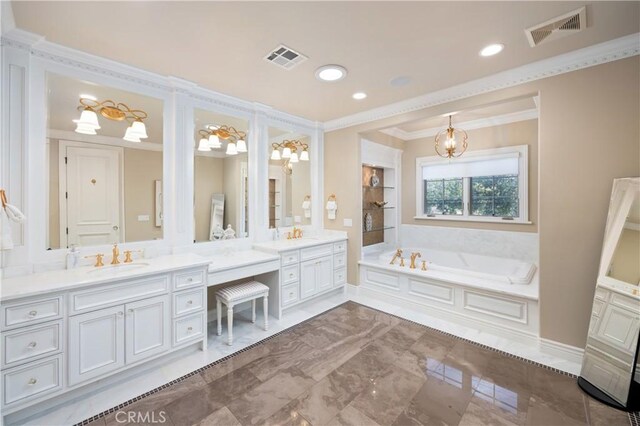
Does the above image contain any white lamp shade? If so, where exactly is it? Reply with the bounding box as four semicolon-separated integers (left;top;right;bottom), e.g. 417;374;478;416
271;149;281;160
290;152;299;163
197;138;211;151
123;126;141;142
129;120;148;139
236;138;247;152
77;109;100;129
74;123;97;135
282;147;292;158
299;150;309;161
208;134;221;148
226;142;238;155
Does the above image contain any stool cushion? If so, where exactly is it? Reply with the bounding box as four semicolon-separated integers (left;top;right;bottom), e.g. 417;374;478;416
216;281;269;303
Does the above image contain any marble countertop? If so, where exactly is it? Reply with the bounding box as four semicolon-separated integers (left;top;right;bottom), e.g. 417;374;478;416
253;234;347;253
199;250;280;273
1;253;211;302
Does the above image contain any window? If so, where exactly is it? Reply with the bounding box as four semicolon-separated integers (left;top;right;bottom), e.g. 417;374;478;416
416;145;529;223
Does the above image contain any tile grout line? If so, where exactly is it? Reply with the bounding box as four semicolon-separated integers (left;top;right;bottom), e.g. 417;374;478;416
74;300;638;425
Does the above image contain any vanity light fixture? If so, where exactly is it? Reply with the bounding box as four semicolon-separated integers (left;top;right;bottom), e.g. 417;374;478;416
315;65;347;82
271;139;309;173
74;97;148;142
480;43;504;57
197;124;247;156
435;115;468;159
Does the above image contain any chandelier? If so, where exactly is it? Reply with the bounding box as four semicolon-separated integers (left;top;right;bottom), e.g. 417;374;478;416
435;115;468;158
74;97;149;143
270;140;309;174
197;125;247;156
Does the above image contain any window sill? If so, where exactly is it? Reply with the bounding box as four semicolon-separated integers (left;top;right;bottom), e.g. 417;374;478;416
413;215;533;225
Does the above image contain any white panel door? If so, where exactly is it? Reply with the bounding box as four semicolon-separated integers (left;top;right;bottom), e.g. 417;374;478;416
68;305;125;386
65;145;122;247
300;260;317;299
316;255;333;292
125;295;170;364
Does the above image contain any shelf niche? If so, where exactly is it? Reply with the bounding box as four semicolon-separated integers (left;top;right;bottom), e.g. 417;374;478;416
362;165;389;247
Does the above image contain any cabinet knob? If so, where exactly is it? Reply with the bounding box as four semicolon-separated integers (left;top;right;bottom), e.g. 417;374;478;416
28;378;38;385
128;309;134;314
187;326;193;332
28;310;38;318
187;300;193;305
117;311;124;316
27;341;37;349
187;277;194;282
289;273;294;278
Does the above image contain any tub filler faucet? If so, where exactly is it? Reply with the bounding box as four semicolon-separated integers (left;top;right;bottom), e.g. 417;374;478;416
390;249;403;265
410;252;422;269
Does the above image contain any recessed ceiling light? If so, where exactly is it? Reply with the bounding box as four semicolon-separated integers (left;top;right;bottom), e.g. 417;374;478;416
315;65;347;82
79;93;97;101
480;44;504;57
352;92;367;100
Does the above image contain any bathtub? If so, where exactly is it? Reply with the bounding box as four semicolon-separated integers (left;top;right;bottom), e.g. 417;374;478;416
378;248;537;285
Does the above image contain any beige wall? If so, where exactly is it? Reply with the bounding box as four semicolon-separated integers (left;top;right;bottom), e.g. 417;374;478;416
324;57;640;348
402;119;538;232
194;156;224;242
123;148;163;242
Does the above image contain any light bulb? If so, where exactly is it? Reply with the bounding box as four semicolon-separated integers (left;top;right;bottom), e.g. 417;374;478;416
197;138;210;151
299;149;309;161
271;149;281;160
76;108;100;129
290;152;299;163
236;138;247;152
282;147;292;158
226;142;238;155
208;134;221;148
74;123;97;135
129;120;148;139
123;126;141;142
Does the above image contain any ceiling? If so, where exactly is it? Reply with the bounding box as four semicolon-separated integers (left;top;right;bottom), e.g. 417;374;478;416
14;2;640;122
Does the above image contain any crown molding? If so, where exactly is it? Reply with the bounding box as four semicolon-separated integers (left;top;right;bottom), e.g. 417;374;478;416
381;108;539;141
324;32;640;132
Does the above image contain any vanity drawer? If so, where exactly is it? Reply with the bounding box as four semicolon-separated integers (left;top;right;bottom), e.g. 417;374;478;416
333;241;346;253
300;244;333;261
3;321;62;368
173;270;205;291
173;288;205;318
595;287;609;301
334;268;347;287
281;251;300;266
2;355;62;407
69;276;169;314
173;312;204;346
2;296;63;330
610;293;639;312
282;265;299;285
333;252;347;270
281;283;300;307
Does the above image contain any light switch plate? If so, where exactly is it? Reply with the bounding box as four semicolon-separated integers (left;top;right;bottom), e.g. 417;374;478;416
343;218;353;227
137;215;150;222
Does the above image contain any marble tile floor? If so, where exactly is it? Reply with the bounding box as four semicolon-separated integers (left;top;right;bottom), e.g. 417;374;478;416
74;301;632;426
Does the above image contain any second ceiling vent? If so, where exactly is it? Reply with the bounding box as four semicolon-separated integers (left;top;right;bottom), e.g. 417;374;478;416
525;6;587;47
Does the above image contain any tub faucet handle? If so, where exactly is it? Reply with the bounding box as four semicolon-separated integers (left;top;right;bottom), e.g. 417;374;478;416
399;257;405;267
421;260;428;271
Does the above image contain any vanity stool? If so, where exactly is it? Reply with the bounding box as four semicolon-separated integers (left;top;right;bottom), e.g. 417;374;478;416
216;281;269;345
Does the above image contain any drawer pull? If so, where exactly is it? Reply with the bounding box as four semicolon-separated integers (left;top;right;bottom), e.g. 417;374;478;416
289;292;294;297
28;378;38;385
128;309;134;314
187;300;193;305
27;341;37;349
187;278;193;283
118;311;124;316
187;327;193;332
28;310;38;318
288;257;294;261
289;273;294;278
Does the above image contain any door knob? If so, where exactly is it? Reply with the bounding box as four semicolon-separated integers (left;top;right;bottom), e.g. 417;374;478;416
113;225;119;231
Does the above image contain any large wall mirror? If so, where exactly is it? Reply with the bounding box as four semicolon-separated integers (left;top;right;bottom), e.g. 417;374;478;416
46;73;164;249
267;126;312;229
579;177;640;410
193;109;249;242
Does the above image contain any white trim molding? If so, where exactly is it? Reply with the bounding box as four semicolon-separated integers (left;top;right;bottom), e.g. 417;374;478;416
324;33;640;131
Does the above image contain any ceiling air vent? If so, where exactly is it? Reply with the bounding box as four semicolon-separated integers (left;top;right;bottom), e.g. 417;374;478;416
525;7;586;47
264;45;308;70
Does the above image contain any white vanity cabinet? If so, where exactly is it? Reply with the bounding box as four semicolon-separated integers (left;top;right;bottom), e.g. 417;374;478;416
0;257;209;417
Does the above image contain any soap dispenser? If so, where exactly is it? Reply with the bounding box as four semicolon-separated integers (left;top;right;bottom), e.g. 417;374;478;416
66;244;80;269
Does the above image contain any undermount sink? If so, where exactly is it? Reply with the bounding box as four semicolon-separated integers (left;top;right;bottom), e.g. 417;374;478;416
86;263;150;274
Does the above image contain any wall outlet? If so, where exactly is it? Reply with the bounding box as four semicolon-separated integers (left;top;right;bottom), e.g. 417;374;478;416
137;215;150;222
343;218;353;227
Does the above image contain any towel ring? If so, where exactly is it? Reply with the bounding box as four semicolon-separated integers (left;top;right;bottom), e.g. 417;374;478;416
327;194;336;202
304;195;311;201
0;189;7;208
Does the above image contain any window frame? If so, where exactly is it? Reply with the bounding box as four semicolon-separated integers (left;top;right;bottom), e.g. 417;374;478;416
415;145;530;224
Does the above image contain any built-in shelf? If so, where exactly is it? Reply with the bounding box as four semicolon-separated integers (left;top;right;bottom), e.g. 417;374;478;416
363;226;395;234
362;185;395;190
363;206;395;211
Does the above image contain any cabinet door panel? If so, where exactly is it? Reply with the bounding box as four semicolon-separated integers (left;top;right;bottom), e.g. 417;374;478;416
300;260;317;299
596;304;640;353
68;305;125;386
316;256;333;292
126;295;170;364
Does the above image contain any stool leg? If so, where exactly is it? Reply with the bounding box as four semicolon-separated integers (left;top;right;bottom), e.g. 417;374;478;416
227;304;234;345
252;299;256;323
263;295;269;331
216;299;222;336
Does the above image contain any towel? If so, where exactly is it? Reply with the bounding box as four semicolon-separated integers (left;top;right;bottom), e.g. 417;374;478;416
326;200;337;220
302;200;311;218
0;210;13;250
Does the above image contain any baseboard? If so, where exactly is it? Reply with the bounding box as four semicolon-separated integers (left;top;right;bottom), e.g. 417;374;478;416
345;282;359;297
539;337;585;366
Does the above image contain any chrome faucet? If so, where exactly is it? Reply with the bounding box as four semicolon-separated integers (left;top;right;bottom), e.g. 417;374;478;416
390;248;403;265
410;252;422;269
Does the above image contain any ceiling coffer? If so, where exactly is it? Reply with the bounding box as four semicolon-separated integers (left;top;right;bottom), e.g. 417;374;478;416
525;7;587;47
264;45;308;70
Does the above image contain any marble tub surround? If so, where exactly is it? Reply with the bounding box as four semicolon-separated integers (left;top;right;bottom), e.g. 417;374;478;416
72;301;634;426
399;224;539;262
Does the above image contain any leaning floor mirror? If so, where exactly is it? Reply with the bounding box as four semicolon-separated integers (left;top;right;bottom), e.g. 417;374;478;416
579;177;640;410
